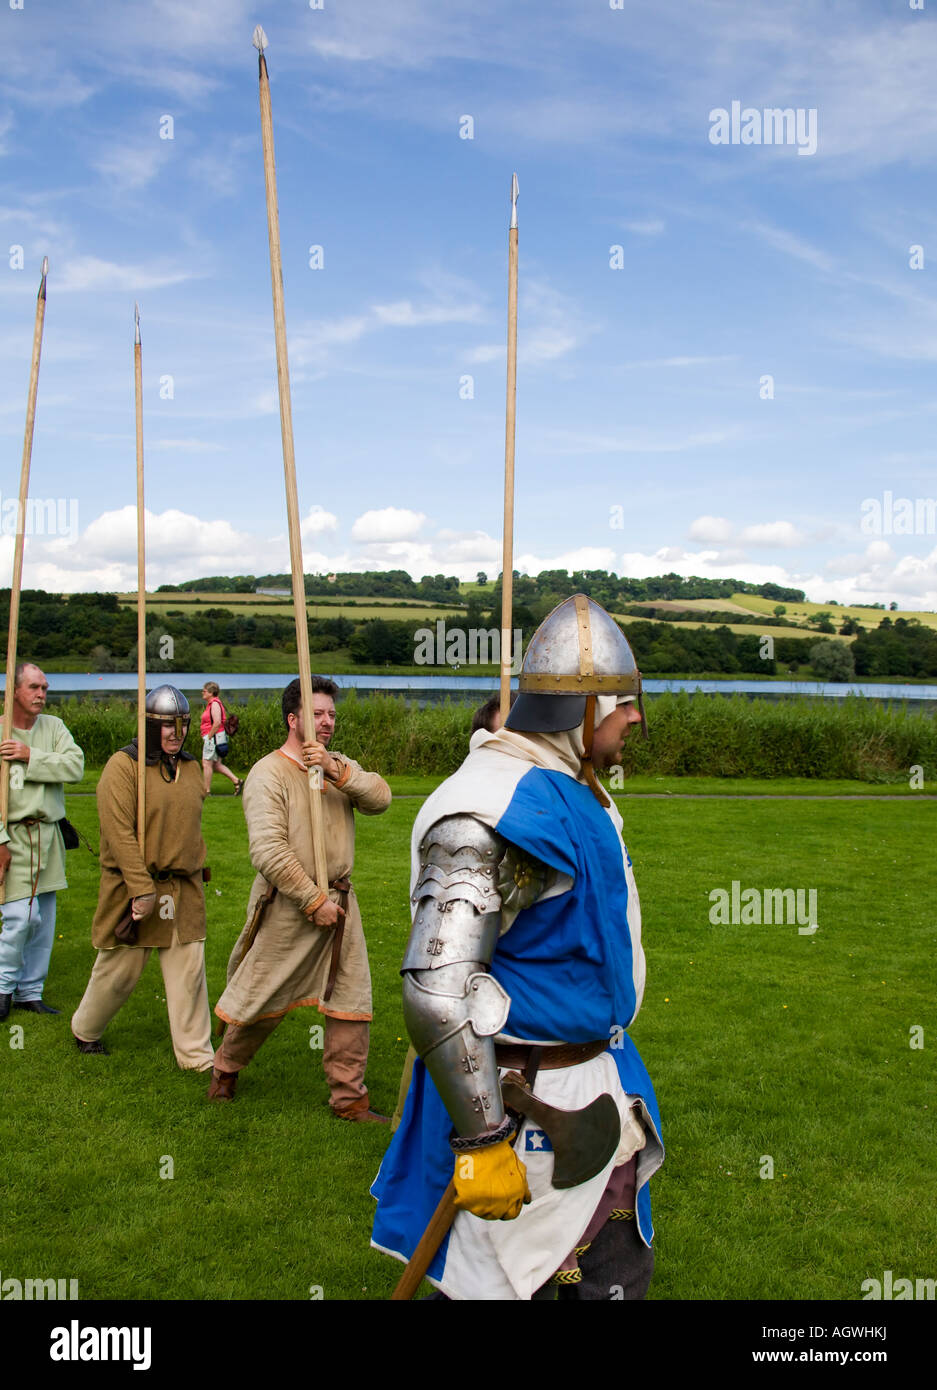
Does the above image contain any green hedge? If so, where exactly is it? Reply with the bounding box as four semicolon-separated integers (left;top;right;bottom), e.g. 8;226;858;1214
46;690;936;783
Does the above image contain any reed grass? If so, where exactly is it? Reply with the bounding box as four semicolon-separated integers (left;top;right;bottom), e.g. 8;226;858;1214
47;691;936;782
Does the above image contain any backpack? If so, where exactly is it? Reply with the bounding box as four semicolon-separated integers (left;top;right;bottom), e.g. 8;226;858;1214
226;711;240;736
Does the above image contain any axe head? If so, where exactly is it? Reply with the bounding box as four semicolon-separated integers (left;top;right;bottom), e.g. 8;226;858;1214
501;1071;621;1190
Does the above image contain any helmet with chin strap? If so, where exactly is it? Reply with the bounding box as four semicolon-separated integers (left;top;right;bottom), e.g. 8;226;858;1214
144;684;191;755
504;595;647;803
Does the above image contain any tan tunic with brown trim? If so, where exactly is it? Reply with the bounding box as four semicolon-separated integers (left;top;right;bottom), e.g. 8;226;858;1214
215;748;391;1026
91;752;207;950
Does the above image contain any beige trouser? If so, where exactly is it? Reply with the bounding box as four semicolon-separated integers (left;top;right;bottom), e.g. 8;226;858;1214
214;1014;371;1113
71;930;214;1071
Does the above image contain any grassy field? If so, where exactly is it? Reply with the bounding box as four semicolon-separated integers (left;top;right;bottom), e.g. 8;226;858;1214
116;594;465;623
1;790;934;1301
613;613;853;644
732;592;937;630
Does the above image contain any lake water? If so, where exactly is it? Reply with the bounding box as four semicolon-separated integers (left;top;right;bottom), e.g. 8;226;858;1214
14;671;937;705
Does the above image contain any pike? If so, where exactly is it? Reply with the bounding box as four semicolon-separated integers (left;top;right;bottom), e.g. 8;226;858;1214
1;257;49;901
499;175;519;723
252;26;330;900
111;306;148;948
134;305;146;857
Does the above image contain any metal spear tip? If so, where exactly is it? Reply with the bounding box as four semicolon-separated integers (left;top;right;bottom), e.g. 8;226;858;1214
510;172;519;228
134;302;141;344
41;256;49;278
252;24;268;53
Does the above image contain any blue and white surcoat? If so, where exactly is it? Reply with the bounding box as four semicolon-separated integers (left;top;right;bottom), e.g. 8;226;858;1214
371;739;664;1300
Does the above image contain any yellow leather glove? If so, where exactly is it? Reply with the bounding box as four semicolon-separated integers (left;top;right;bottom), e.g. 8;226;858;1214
452;1140;532;1221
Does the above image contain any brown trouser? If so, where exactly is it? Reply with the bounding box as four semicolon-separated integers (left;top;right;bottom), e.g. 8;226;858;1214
214;1014;371;1115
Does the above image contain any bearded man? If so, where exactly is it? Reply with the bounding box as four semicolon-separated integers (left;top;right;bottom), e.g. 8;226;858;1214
71;686;214;1069
371;596;664;1300
209;676;391;1120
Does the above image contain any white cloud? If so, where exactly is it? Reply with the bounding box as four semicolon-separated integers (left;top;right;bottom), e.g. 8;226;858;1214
0;506;292;593
738;521;806;548
351;507;427;542
623;356;737;370
688;515;733;543
687;517;806;548
745;222;834;274
622;219;665;236
372;299;483;328
149;439;226;454
466;344;504;365
92;140;169;192
57;257;193;294
434;529;502;563
301;506;339;539
521;280;595;366
81;507;251;562
516;546;618;575
539;426;740;456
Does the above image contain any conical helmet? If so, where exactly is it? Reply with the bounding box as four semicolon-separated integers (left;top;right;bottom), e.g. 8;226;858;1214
506;595;645;734
145;684;191;743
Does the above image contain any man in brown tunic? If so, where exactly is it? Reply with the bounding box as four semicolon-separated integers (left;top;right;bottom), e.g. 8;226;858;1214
71;686;213;1069
209;677;391;1120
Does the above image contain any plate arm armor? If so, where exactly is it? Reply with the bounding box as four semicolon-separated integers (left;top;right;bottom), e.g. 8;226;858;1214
401;814;513;1144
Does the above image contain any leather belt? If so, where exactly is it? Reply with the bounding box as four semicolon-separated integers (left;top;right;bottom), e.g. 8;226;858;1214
495;1038;608;1071
6;818;44;906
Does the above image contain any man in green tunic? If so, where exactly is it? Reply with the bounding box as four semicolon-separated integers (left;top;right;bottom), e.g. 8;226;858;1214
0;663;84;1019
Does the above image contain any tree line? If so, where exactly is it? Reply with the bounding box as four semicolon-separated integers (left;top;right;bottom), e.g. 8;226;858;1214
3;589;934;679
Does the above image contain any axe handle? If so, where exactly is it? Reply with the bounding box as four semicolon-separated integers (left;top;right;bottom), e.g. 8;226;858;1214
391;1055;542;1300
390;1180;457;1301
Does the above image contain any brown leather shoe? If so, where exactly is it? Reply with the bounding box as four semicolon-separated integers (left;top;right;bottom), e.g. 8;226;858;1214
207;1068;237;1101
74;1035;107;1055
333;1105;390;1124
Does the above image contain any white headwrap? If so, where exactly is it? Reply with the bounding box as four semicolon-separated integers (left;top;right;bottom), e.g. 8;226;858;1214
470;694;632;785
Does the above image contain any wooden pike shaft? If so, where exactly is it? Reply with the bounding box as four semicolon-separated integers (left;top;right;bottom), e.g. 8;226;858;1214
256;43;329;892
500;179;519;723
1;259;48;834
391;1181;457;1300
134;306;146;853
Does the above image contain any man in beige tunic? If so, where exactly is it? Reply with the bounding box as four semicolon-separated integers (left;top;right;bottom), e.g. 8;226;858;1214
71;685;213;1070
209;677;391;1120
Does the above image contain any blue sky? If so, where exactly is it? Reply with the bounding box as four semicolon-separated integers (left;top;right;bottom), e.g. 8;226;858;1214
2;0;937;607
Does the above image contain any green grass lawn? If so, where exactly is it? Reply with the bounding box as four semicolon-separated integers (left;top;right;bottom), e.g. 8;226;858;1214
1;793;934;1300
66;769;937;799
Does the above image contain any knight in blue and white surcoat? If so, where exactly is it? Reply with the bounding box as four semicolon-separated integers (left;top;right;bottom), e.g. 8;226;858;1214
371;596;664;1300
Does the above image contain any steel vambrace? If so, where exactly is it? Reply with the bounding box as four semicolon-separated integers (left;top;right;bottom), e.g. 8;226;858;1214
402;815;511;1142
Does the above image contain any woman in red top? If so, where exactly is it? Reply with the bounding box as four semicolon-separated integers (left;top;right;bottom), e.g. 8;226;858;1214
200;683;241;796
